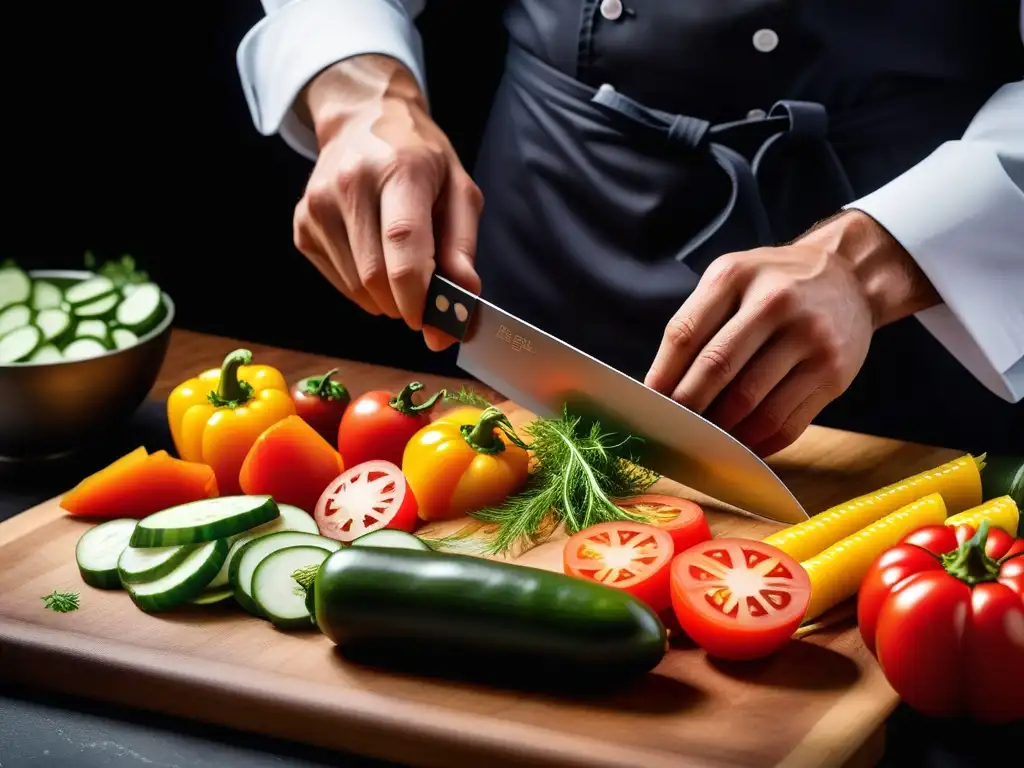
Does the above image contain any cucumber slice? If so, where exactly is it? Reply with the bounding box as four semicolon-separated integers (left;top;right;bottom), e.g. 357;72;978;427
230;531;342;617
350;529;430;551
0;266;31;310
208;503;319;590
130;495;280;547
61;337;108;361
115;283;162;334
73;292;120;320
64;275;115;306
126;539;229;612
29;344;62;363
111;328;138;349
35;308;72;344
252;546;332;630
75;519;137;589
118;542;193;584
190;587;235;605
31;281;63;310
0;325;41;363
0;304;31;337
76;319;110;345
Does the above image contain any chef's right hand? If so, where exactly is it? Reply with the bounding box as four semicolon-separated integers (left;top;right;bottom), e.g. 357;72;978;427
294;55;483;351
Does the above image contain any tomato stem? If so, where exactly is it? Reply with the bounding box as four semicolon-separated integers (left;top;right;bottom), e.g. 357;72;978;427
461;406;526;454
208;348;255;408
942;520;1001;585
390;382;444;416
302;368;349;401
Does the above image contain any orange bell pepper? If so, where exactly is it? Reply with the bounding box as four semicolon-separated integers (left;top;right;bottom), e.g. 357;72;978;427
402;405;530;521
166;348;295;495
239;415;345;514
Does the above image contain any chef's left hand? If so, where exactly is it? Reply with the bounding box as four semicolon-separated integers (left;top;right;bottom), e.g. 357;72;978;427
644;210;940;457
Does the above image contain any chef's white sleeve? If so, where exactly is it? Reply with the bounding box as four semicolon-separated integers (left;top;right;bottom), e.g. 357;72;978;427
236;0;429;161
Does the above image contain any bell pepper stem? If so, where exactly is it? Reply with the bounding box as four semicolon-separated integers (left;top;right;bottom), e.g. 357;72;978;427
314;368;339;397
302;368;348;401
942;519;1001;585
390;382;444;415
461;406;527;455
208;348;255;408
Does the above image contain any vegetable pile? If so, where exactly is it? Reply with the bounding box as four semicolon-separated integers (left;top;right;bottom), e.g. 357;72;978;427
0;255;166;364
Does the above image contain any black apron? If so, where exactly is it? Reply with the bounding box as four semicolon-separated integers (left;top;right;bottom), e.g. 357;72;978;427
470;0;1024;453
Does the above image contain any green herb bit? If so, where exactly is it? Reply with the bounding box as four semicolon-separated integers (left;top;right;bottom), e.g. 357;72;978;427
41;590;80;613
444;387;493;409
471;407;659;555
84;251;149;286
291;564;319;594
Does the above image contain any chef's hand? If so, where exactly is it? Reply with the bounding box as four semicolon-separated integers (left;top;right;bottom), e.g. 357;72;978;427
293;55;483;351
645;211;941;456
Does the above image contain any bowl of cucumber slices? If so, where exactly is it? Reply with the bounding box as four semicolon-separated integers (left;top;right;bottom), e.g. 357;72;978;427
0;263;174;460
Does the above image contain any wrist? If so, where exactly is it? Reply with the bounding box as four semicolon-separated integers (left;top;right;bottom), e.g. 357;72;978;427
299;54;427;145
799;209;941;329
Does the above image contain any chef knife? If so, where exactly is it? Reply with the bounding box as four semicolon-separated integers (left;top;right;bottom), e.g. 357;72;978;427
422;274;808;525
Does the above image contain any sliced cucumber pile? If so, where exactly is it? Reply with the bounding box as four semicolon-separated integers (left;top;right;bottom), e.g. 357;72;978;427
349;529;431;551
0;263;167;365
72;496;340;621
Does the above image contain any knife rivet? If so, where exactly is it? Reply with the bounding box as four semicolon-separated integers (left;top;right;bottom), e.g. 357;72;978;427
454;303;469;322
435;295;450;312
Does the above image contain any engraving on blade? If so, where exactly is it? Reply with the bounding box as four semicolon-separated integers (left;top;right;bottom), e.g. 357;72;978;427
455;300;808;525
423;275;477;341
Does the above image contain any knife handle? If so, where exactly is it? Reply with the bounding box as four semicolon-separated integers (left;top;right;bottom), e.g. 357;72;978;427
423;274;478;341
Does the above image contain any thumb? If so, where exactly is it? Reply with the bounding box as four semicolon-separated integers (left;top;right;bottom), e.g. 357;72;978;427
423;172;484;351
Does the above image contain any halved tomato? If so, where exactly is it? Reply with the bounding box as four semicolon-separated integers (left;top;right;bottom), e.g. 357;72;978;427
314;460;419;543
670;538;810;661
562;522;675;612
614;494;712;554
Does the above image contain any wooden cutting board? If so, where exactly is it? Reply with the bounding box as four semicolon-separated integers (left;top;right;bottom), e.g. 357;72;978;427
0;397;932;768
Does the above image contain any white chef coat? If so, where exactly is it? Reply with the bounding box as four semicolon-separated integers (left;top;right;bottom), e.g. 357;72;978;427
237;0;1024;405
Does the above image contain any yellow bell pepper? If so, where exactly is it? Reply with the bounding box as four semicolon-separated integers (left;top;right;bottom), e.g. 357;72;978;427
167;348;295;495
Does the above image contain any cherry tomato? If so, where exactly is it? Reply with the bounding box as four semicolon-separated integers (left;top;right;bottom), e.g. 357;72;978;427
337;382;443;468
291;368;350;443
613;494;712;554
563;522;675;612
1005;537;1024;562
670;539;811;661
314;460;419;543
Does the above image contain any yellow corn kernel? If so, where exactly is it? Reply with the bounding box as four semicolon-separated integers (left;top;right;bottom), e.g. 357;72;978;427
800;493;948;622
763;454;982;562
945;495;1019;536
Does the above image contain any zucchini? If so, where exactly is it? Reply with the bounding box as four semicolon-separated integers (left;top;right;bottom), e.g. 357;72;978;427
130;495;279;547
126;539;229;612
29;344;62;363
190;587;235;606
75;519;137;589
252;546;332;629
0;325;42;363
73;292;119;320
0;266;31;310
230;531;341;616
35;308;72;344
61;337;108;361
75;319;110;345
111;327;138;349
350;529;430;551
208;503;318;590
314;548;668;683
115;283;162;334
0;304;31;337
64;275;115;306
118;542;193;584
31;280;63;310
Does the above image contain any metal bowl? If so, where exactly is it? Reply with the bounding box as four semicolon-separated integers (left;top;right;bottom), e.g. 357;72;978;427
0;270;175;461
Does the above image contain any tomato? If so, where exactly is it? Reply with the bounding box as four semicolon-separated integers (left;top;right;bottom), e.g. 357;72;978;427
336;382;443;468
1005;538;1024;562
291;368;350;443
857;521;1024;723
670;539;811;661
239;415;345;514
562;522;675;612
613;495;712;554
402;405;529;521
314;460;419;543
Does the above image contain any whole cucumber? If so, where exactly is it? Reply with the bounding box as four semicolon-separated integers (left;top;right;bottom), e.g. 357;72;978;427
314;547;667;683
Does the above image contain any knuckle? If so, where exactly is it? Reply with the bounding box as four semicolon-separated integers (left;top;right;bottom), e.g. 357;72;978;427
760;285;798;319
725;383;760;416
383;218;420;247
384;145;438;181
357;259;387;290
334;156;372;197
697;345;733;381
458;175;485;211
386;260;425;285
706;253;744;284
664;314;698;349
304;182;335;219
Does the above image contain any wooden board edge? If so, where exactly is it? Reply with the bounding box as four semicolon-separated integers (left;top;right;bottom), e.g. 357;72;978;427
0;618;719;768
0;499;67;545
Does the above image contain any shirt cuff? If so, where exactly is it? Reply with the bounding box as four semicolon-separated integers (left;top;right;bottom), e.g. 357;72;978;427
236;0;427;160
848;141;1024;404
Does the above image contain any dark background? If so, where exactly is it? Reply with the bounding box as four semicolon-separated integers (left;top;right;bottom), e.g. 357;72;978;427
3;2;506;377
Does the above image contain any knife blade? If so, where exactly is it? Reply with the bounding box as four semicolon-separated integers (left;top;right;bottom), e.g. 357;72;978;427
422;274;808;525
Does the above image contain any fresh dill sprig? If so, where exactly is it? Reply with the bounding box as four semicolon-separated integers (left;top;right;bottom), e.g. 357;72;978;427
471;407;659;554
84;251;149;287
41;590;80;613
444;387;493;409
